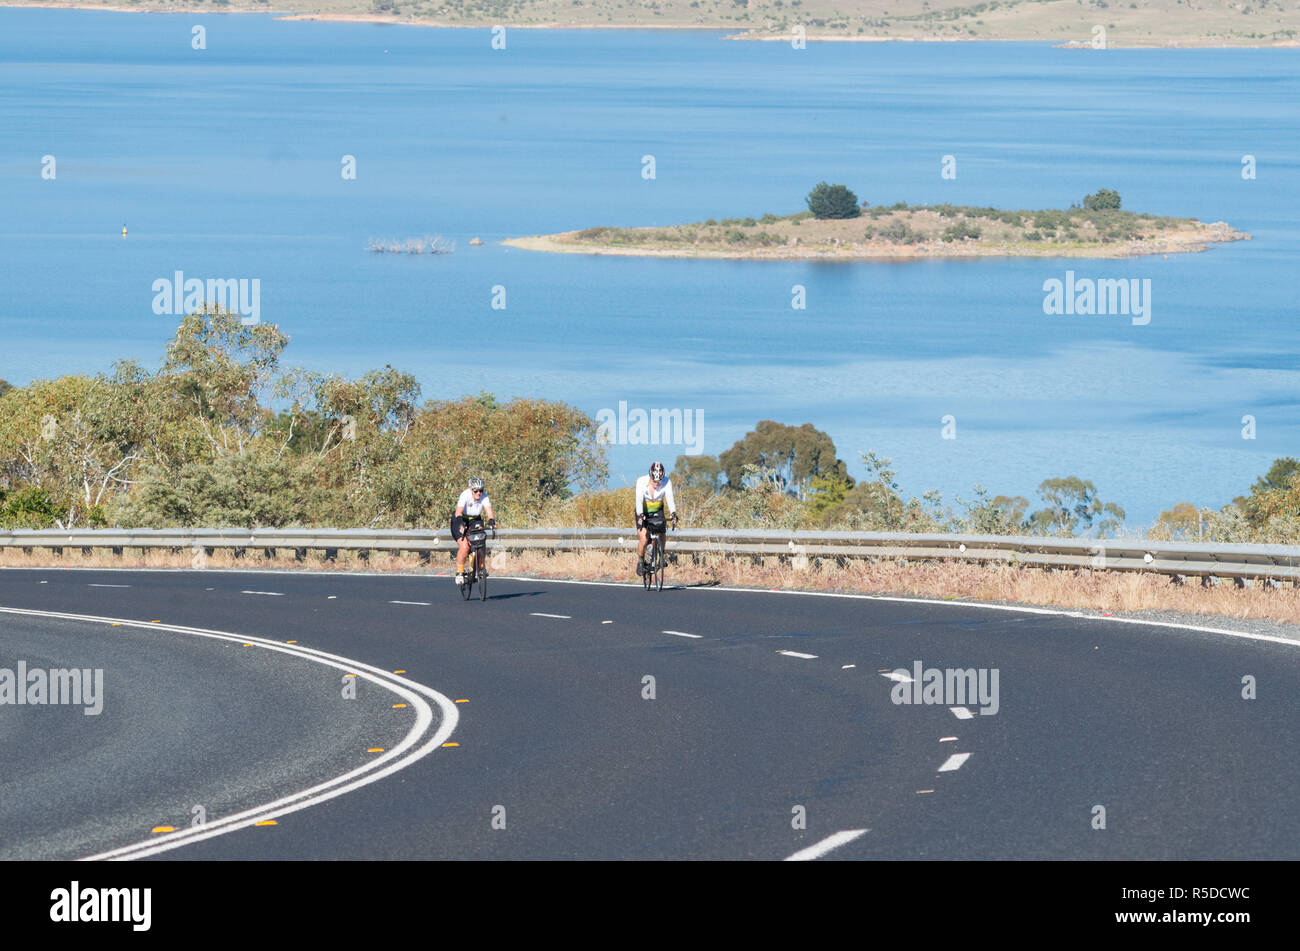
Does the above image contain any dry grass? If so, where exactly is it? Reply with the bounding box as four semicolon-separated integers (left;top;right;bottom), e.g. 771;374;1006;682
5;545;1300;626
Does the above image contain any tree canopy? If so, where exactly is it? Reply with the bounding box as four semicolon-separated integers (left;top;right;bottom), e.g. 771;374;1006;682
1083;188;1122;210
718;420;851;499
805;182;862;219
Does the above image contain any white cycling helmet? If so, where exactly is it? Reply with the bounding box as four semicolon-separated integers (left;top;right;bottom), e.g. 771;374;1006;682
468;477;486;491
649;461;665;481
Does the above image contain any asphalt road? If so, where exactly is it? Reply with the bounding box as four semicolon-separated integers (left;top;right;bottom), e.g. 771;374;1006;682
0;566;1296;860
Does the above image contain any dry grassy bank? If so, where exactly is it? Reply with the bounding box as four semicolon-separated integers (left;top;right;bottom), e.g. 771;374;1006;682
5;545;1300;627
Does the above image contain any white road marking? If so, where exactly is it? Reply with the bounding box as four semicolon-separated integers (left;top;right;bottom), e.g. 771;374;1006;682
390;600;431;606
842;664;856;669
327;595;337;600
784;829;868;861
241;590;284;597
0;606;456;862
940;736;958;742
938;753;972;772
88;583;131;588
663;630;702;639
949;706;974;719
881;670;913;683
601;620;613;624
778;650;818;659
530;613;571;619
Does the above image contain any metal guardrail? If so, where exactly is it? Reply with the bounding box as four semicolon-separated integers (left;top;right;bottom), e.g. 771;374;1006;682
2;527;1299;582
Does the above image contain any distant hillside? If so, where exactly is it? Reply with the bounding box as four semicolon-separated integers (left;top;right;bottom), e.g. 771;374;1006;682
12;0;1300;47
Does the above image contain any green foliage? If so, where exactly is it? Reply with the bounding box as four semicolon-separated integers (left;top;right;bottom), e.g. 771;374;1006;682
805;182;862;220
0;310;606;530
0;486;63;528
942;220;982;241
1083;188;1122;211
958;486;1029;535
719;421;851;499
878;220;923;244
0;379;12;399
673;453;723;492
1026;477;1125;537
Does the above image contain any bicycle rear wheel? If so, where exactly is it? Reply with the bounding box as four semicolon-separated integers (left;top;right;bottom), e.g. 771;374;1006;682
642;539;654;591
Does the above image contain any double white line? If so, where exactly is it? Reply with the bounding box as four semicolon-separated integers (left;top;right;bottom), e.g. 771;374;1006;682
0;605;458;861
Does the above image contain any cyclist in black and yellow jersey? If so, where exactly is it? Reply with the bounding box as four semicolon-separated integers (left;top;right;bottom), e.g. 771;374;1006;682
634;461;678;576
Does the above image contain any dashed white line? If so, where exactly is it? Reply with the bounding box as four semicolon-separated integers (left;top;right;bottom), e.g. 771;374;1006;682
663;630;702;639
784;829;868;861
390;600;431;606
530;613;571;619
778;650;818;659
949;706;974;719
88;584;131;588
241;590;284;597
842;664;856;669
940;736;958;742
881;670;913;683
938;753;972;772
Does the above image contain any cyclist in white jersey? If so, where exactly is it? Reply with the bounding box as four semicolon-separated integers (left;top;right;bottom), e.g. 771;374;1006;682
634;461;678;576
452;477;495;586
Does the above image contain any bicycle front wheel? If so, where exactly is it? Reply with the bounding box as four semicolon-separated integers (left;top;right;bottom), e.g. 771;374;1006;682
478;549;488;601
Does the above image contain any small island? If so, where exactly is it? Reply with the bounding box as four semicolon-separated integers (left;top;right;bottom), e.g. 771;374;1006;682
506;185;1248;260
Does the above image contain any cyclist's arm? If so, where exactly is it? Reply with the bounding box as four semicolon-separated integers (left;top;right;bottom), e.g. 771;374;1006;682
633;478;647;515
483;502;494;521
664;480;677;518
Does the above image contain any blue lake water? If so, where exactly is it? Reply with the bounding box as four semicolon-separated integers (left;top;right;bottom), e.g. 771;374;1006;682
1;8;1298;524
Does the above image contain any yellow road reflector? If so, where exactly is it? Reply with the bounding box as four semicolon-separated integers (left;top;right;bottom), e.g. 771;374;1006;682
392;703;407;708
366;748;384;753
343;673;356;678
455;699;469;703
243;643;253;646
393;669;406;674
287;640;298;644
255;820;277;827
442;742;459;748
112;623;122;626
151;826;175;834
151;620;162;623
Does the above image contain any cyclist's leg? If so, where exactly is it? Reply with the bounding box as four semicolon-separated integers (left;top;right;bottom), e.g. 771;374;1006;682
451;517;468;578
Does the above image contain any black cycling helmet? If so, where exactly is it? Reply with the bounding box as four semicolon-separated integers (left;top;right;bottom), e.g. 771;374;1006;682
649;461;665;480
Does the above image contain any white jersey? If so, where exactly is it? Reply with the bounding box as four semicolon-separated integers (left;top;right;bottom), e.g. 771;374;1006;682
634;475;676;517
456;488;491;519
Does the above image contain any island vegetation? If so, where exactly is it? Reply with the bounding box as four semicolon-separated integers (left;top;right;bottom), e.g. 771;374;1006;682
506;185;1247;260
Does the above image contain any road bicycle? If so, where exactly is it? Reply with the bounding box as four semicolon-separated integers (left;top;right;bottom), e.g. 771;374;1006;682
641;514;671;592
460;521;494;602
